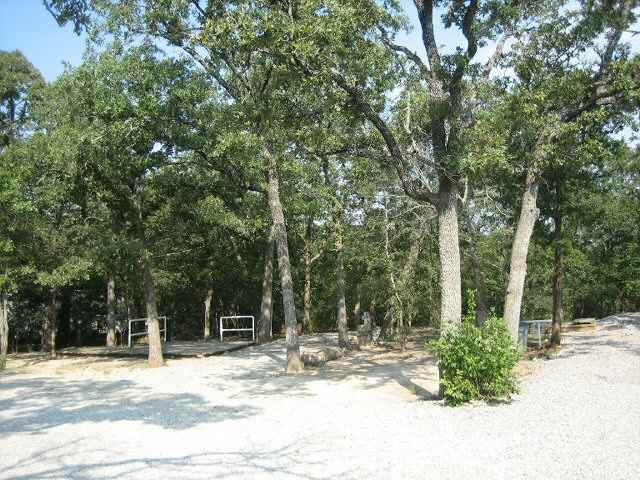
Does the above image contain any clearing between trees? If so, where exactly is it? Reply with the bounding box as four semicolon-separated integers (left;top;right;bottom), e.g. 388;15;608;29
1;313;638;480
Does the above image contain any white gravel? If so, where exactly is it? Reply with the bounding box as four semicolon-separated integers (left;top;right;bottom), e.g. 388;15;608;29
1;314;639;480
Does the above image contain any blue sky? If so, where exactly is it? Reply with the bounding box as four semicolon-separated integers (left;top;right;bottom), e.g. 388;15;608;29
0;0;87;81
0;0;476;82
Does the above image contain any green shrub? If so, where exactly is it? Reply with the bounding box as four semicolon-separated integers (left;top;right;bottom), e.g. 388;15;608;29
429;316;520;406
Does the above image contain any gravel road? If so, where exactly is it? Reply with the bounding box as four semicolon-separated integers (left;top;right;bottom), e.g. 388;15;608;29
1;314;639;480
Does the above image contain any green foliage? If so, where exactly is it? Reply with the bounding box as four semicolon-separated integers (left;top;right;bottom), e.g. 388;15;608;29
429;315;520;406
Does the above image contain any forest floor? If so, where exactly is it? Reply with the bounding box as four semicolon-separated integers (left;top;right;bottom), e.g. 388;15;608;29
1;313;639;480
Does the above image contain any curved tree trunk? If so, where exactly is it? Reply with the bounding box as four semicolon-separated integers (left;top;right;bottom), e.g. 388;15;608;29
204;287;214;340
335;212;349;347
266;151;303;373
437;179;462;330
106;276;117;347
257;226;274;343
142;259;164;367
504;169;540;340
0;290;8;369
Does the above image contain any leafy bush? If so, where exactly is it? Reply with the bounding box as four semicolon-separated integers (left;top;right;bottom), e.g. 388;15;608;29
429;315;520;406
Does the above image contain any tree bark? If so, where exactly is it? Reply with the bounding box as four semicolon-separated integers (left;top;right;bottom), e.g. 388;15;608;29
142;259;164;367
437;179;462;330
303;243;312;333
353;284;361;328
551;213;564;346
504;169;540;340
42;288;59;358
257;226;274;343
266;151;303;373
335;210;349;347
134;193;164;367
0;290;8;369
106;276;117;347
204;287;214;340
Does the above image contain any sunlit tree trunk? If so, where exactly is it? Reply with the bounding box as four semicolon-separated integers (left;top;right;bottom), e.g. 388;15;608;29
266;150;303;373
106;276;117;347
504;169;540;340
303;249;312;332
134;192;164;367
204;287;214;340
437;179;462;330
142;258;164;367
353;284;361;328
42;288;59;358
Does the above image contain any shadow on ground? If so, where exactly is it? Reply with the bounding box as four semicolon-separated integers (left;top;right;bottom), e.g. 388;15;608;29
0;375;260;435
2;439;348;480
206;331;440;401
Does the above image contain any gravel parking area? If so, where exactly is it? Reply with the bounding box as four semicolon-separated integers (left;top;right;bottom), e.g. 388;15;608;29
1;314;639;480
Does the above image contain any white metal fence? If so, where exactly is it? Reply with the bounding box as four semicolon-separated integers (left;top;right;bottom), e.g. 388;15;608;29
219;315;255;342
128;316;168;348
519;319;551;348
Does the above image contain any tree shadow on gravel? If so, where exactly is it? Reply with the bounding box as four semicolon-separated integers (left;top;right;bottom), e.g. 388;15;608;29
0;375;260;435
1;439;348;480
208;332;440;402
541;313;640;360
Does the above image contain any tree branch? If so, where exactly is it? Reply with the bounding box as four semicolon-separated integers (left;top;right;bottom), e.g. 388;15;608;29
413;0;441;75
451;0;479;86
379;27;430;76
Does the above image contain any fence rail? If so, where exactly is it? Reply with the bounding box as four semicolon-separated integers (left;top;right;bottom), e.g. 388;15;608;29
128;316;168;348
219;315;255;343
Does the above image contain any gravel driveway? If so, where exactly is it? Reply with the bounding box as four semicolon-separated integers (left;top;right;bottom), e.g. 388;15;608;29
1;314;639;480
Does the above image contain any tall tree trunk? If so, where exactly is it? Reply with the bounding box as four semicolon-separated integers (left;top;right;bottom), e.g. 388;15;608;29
106;276;117;347
353;284;361;328
551;213;564;346
204;287;214;340
504;169;540;340
142;259;164;367
437;179;462;329
335;211;349;347
134;193;164;367
266;151;303;373
0;290;8;369
303;246;312;333
257;226;274;343
43;288;59;358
